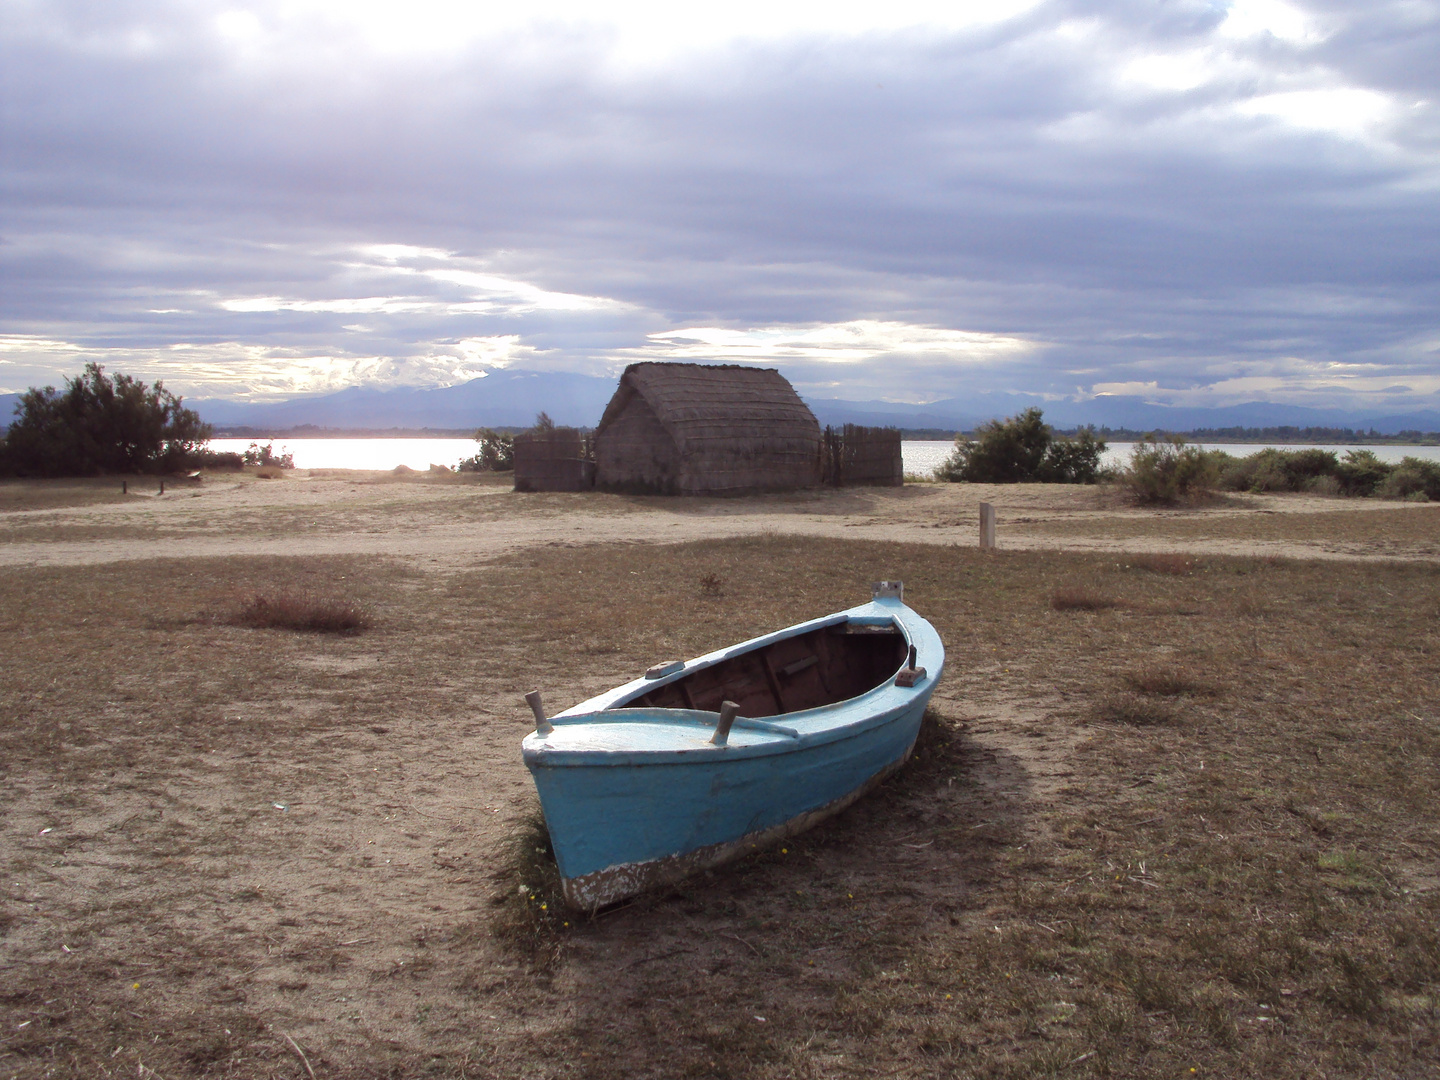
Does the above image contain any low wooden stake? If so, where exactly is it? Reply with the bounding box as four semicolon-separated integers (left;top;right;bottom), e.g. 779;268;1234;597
525;690;554;736
121;481;127;495
979;502;996;549
711;700;739;747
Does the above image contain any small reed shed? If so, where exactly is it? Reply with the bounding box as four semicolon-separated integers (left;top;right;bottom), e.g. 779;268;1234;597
593;363;821;495
822;424;903;487
513;427;594;492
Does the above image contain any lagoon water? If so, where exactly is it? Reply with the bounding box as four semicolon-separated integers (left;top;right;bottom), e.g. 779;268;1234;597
901;440;1440;478
209;438;482;472
209;437;1440;479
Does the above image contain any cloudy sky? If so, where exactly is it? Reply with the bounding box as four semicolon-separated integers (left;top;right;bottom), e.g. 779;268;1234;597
2;0;1437;414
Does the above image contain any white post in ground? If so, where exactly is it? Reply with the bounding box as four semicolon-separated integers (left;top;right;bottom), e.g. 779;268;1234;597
979;502;996;550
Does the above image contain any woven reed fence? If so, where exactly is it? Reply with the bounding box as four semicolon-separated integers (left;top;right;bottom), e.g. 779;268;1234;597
513;428;595;492
822;424;903;487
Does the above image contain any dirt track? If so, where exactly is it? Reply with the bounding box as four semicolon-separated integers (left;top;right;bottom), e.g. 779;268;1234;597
2;470;1437;567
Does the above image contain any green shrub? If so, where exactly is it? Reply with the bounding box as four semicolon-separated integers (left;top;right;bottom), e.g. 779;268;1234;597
1304;473;1342;496
1376;457;1440;501
1123;437;1221;505
1335;449;1393;496
1217;447;1341;492
458;428;515;472
937;408;1105;484
1037;426;1107;483
241;441;295;468
1282;447;1342;485
0;363;211;477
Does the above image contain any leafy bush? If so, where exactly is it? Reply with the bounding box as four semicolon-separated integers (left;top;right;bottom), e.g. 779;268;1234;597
937;408;1106;483
1207;446;1437;499
1037;426;1107;483
1219;447;1337;492
0;363;212;477
1123;437;1222;505
241;441;295;468
1335;449;1393;496
458;428;515;472
1376;457;1440;501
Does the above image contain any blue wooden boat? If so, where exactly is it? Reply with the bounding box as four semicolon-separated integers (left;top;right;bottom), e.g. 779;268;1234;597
521;582;945;910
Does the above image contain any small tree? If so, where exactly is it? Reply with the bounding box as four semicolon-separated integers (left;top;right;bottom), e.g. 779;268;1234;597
1038;426;1106;483
0;363;211;477
937;407;1106;484
458;428;515;472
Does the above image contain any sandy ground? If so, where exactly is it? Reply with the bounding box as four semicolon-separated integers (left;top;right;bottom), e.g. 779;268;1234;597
2;472;1437;1078
2;470;1437;568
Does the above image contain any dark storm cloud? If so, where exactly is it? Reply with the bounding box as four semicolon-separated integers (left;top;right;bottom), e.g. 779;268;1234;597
1;0;1437;410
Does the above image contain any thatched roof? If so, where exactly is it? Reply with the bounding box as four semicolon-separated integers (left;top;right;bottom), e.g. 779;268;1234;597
596;363;819;452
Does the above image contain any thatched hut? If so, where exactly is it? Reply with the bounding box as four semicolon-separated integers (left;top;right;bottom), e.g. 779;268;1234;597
593;363;821;495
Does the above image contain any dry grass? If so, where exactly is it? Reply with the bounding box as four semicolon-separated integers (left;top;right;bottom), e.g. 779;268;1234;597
1018;501;1440;549
1051;586;1124;611
486;804;569;968
1124;552;1199;575
229;591;372;634
0;477;133;511
1120;663;1219;698
1;532;1438;1078
1090;691;1180;726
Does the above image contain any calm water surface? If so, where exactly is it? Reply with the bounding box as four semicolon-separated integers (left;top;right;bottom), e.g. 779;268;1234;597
902;440;1440;478
209;437;1440;478
209;438;480;471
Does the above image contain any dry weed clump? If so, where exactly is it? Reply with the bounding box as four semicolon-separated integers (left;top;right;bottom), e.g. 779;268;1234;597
1121;663;1219;698
1090;691;1179;726
487;805;569;967
698;571;724;597
1051;586;1123;611
229;591;371;634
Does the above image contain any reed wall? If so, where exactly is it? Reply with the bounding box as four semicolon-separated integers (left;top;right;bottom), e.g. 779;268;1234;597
513;428;594;492
822;425;903;487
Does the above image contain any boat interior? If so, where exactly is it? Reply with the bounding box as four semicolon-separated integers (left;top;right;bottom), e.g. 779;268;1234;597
619;621;909;719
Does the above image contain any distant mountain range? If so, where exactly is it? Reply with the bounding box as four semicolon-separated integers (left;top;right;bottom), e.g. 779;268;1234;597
194;370;620;431
805;394;1440;436
3;371;1439;437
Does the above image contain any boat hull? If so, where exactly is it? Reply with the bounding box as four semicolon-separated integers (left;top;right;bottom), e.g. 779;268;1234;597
529;695;929;909
522;593;944;910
